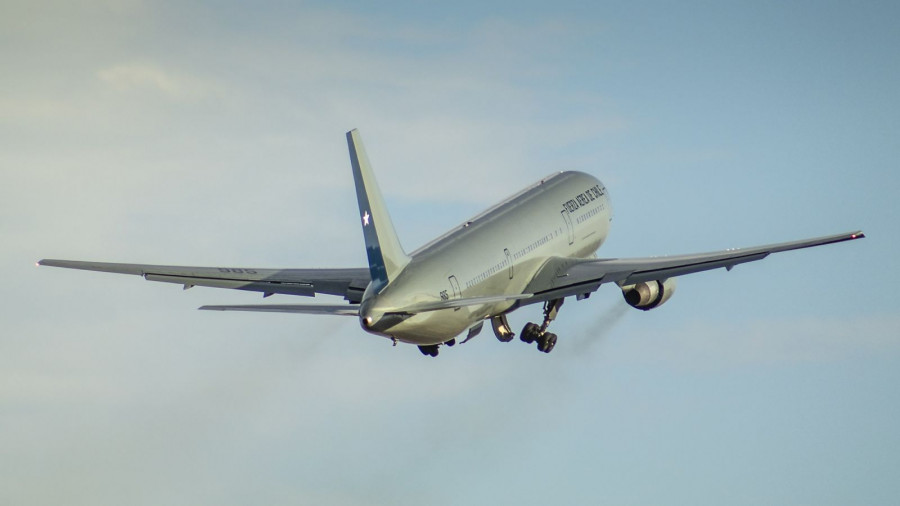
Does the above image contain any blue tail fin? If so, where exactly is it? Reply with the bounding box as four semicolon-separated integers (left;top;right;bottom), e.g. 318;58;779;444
346;129;410;293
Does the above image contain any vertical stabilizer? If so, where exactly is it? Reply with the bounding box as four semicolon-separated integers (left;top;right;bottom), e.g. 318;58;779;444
346;129;410;292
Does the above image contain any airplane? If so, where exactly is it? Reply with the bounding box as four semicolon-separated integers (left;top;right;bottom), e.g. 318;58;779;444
39;129;865;357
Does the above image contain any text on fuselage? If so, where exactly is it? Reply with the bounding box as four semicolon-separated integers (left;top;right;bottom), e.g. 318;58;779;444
562;184;606;213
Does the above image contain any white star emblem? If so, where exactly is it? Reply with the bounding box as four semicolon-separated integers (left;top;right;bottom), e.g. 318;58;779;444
362;210;370;227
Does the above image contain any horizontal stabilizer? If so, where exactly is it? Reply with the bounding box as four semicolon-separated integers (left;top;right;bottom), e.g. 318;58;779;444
199;304;360;316
387;293;533;315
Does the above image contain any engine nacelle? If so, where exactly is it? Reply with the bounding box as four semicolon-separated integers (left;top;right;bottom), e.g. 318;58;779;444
620;278;677;310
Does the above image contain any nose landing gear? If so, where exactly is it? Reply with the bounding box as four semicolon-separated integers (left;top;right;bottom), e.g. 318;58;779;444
418;344;440;357
417;337;455;357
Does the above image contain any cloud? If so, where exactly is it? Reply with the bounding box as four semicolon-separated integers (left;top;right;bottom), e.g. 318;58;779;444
97;63;218;101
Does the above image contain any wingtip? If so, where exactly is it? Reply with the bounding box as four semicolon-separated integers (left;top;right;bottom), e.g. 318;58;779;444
851;231;866;240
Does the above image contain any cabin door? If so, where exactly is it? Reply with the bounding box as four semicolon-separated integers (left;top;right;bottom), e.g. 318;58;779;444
561;209;575;245
448;275;462;311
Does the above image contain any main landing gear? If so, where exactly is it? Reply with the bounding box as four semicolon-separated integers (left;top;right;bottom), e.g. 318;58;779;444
519;299;564;353
419;299;565;357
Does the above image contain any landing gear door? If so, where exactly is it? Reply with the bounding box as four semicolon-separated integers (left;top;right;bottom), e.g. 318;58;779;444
561;209;575;245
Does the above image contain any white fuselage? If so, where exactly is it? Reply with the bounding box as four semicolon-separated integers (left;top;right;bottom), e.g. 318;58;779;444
359;171;612;345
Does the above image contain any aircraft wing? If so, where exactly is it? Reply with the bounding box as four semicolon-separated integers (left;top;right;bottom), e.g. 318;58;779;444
523;230;865;303
37;259;371;303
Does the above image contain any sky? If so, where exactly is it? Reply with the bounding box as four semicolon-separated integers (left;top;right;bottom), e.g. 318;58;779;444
2;1;899;504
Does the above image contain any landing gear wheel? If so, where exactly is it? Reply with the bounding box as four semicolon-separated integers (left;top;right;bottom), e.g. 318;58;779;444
418;345;439;357
539;332;557;353
520;322;540;344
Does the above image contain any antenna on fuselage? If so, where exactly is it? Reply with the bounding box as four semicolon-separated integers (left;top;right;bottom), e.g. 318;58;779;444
346;129;410;293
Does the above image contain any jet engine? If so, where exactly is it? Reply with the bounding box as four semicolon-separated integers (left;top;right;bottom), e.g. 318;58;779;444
619;278;676;310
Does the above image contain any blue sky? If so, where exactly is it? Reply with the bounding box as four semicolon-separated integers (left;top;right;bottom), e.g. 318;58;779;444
2;1;898;504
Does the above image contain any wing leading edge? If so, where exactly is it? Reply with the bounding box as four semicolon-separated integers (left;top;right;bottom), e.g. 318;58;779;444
37;259;371;303
523;230;865;303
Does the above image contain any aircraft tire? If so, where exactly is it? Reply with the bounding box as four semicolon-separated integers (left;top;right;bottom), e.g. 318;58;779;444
544;333;557;353
520;322;540;344
418;345;439;357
